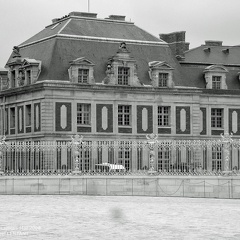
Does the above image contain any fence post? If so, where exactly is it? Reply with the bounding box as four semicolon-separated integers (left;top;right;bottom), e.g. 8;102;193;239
220;132;233;175
146;134;158;174
0;135;6;174
71;135;85;173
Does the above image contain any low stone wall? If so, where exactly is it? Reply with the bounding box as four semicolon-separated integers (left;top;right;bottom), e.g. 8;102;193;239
0;176;239;199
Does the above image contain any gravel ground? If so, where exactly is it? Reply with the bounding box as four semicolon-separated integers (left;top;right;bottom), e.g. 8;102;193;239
0;195;240;240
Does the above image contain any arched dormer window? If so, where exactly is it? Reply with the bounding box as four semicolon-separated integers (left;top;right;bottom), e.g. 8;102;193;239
204;65;228;89
148;61;174;88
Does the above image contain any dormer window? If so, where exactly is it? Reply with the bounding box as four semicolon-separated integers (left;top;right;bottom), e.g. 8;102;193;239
148;61;174;88
118;67;129;85
103;42;141;87
78;69;89;83
204;65;228;90
212;76;221;89
69;57;95;84
159;73;168;87
6;56;41;88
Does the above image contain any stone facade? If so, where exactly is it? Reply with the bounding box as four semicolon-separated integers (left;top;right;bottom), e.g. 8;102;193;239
1;12;240;172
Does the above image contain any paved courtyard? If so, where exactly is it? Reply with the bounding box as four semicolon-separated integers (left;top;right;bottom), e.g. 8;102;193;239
0;195;239;240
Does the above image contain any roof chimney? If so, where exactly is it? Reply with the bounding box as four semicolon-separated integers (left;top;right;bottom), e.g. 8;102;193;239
205;40;222;46
69;12;97;18
160;31;189;60
107;15;126;21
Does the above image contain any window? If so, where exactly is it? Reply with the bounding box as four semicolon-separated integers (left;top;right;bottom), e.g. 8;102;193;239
211;108;223;128
118;67;129;85
159;73;168;87
11;71;16;88
212;76;221;89
158;147;171;171
118;146;131;170
212;146;222;171
77;104;91;125
26;70;31;85
158;106;170;126
118;105;131;126
25;105;31;126
78;69;89;83
10;107;15;129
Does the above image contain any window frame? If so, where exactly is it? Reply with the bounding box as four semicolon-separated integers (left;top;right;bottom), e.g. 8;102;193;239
212;76;221;90
158;72;168;87
118;105;131;126
157;146;171;171
78;68;89;84
77;103;91;126
118;67;130;85
11;70;16;88
26;70;31;85
212;146;222;171
25;104;32;127
10;107;15;129
158;106;170;127
211;108;223;129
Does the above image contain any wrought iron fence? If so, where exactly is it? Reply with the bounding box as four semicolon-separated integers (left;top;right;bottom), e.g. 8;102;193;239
0;133;240;176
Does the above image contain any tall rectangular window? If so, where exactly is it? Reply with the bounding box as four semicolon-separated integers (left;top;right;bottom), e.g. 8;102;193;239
211;108;223;128
212;146;222;171
78;69;89;83
10;107;15;129
212;76;221;89
158;106;170;126
118;146;131;171
77;104;91;125
159;73;168;87
158;147;170;171
25;105;31;126
26;70;31;85
118;67;129;85
11;71;16;88
118;105;131;126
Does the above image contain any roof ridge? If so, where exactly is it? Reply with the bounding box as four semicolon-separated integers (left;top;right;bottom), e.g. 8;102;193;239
57;18;72;34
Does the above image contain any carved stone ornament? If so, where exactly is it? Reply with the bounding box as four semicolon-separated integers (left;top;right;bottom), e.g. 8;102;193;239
12;46;21;58
17;69;25;86
118;42;129;53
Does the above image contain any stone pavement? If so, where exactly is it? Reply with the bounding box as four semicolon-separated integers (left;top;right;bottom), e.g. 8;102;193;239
0;195;239;239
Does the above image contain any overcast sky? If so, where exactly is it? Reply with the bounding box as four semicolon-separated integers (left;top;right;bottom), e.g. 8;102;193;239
1;0;240;67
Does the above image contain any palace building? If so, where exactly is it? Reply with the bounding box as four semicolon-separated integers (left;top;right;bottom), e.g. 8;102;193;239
1;12;240;171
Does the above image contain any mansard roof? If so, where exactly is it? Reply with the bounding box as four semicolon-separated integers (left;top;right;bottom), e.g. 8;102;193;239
20;14;164;47
5;12;187;86
184;44;240;66
180;43;240;90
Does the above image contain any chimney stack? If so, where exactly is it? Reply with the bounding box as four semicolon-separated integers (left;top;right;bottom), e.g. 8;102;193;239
160;31;189;60
107;15;126;21
205;40;222;46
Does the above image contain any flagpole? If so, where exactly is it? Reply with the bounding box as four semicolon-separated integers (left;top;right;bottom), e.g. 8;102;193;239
88;0;90;12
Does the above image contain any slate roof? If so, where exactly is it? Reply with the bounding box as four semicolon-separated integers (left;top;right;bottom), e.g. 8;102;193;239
181;44;240;90
184;45;240;66
20;16;163;47
6;13;187;86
